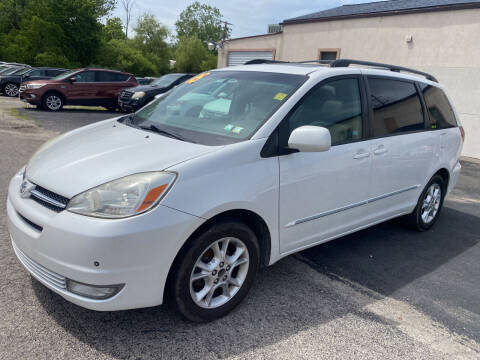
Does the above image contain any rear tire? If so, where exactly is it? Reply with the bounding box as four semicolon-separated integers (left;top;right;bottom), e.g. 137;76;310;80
4;83;19;97
169;220;260;322
42;92;63;111
405;175;445;231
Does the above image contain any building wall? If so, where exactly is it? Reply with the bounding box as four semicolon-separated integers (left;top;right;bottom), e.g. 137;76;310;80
219;9;480;158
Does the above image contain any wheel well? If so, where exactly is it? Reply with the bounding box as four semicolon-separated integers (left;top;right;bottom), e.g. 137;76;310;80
163;209;272;302
435;168;450;189
42;90;64;103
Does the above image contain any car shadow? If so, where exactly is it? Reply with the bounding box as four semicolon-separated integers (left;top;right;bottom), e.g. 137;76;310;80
32;206;479;359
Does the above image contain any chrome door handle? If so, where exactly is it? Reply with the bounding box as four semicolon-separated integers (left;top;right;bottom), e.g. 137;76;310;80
353;152;370;159
374;148;388;155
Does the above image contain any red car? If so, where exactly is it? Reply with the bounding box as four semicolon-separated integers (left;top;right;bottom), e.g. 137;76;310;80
20;68;138;111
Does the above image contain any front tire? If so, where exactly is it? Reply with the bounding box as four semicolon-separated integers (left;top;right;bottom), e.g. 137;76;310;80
42;93;64;111
4;83;19;97
170;220;260;322
406;175;445;231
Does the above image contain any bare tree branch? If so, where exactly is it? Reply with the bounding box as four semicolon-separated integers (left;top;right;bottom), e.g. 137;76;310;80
120;0;135;40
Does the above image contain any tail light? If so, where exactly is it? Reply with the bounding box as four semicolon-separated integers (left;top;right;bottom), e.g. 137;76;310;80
459;126;465;142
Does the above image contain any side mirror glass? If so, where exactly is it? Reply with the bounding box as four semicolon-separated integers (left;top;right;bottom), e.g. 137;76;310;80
288;125;331;152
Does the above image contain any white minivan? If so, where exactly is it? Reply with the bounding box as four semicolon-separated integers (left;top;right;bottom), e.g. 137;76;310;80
7;60;464;322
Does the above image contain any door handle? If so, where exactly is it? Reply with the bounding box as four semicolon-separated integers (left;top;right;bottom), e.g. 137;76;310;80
353;152;370;159
373;147;388;156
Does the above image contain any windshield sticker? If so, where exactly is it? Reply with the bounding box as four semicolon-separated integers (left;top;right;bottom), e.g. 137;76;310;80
273;92;287;101
232;126;244;134
224;124;235;131
186;72;211;84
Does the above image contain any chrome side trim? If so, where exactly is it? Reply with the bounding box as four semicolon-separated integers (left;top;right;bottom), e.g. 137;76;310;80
30;189;67;209
285;184;420;228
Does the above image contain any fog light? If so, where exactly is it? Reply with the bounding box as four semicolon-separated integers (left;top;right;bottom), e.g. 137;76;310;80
67;279;124;299
29;94;36;99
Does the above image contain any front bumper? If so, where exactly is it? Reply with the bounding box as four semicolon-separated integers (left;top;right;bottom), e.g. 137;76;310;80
19;90;41;105
7;172;204;311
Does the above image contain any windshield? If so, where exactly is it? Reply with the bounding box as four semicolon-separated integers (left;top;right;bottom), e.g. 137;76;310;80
14;68;31;75
1;67;21;75
131;71;307;145
51;69;78;80
150;74;186;87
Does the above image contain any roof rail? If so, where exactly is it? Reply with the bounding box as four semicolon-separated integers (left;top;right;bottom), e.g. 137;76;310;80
330;59;438;82
244;59;288;65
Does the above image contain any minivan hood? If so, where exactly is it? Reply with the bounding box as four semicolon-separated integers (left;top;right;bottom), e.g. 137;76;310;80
26;119;220;198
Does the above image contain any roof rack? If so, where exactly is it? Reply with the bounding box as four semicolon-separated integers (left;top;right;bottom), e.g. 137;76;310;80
330;59;438;82
244;58;438;82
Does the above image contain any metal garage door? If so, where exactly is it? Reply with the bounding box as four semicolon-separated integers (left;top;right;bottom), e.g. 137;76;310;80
227;51;274;66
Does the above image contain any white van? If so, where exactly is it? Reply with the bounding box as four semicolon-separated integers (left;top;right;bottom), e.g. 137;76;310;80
7;60;464;322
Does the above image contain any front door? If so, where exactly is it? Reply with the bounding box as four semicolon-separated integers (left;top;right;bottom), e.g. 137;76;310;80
66;70;99;104
278;76;373;254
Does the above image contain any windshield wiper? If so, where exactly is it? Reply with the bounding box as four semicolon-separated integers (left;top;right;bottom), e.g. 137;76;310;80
139;124;189;142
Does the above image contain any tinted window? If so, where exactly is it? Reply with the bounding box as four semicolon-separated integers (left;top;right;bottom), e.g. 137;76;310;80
27;69;44;77
151;74;186;87
419;84;457;129
368;78;424;137
286;78;363;145
45;69;64;77
75;71;96;82
98;71;129;82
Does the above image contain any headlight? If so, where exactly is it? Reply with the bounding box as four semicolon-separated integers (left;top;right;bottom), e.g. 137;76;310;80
131;91;146;100
67;172;176;218
26;83;46;89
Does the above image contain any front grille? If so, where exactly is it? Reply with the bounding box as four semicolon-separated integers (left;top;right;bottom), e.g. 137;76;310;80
12;241;67;290
119;90;133;102
30;185;69;213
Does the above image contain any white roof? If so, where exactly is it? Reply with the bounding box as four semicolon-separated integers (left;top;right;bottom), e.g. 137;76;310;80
214;63;440;86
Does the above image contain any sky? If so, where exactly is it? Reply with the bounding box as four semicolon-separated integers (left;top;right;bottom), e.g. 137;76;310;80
113;0;373;39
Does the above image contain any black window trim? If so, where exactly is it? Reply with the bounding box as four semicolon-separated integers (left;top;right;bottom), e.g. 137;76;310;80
364;75;428;140
262;74;368;157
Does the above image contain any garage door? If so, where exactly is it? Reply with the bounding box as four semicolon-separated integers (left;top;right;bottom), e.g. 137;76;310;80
227;51;274;66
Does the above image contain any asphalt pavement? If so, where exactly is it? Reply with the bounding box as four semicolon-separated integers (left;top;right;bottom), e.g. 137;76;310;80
1;97;479;359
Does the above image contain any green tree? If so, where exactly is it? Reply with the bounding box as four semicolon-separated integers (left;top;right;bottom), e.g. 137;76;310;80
104;17;125;41
175;36;213;73
175;2;230;46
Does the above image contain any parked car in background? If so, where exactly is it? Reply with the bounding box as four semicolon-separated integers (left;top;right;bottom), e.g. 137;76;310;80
1;67;67;97
136;77;156;85
20;68;138;111
118;73;195;112
0;66;25;75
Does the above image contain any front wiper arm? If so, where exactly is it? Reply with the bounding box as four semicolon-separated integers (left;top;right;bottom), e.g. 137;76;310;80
139;124;187;142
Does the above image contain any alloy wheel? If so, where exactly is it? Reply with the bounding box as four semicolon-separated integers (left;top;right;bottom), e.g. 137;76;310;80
45;95;62;111
421;183;441;224
190;237;249;309
4;84;19;97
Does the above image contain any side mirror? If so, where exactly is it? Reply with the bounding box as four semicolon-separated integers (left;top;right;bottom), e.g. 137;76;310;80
23;74;30;78
288;125;331;152
69;77;76;83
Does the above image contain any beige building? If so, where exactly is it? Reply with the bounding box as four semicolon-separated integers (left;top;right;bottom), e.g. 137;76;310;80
218;0;480;158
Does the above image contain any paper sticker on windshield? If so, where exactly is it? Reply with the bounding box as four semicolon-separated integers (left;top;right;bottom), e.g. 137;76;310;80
186;72;210;84
224;124;234;131
273;92;287;101
232;126;244;134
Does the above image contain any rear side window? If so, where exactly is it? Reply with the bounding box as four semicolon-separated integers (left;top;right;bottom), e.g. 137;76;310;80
46;69;63;77
28;69;44;77
98;71;129;82
419;84;457;129
286;78;363;145
368;78;424;137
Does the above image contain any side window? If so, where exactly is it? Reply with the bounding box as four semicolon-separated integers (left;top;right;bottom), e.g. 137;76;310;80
286;78;363;145
28;69;43;77
75;71;96;82
98;71;129;82
368;78;424;137
419;84;457;129
46;69;62;77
